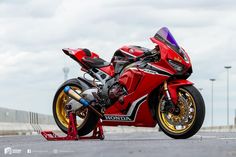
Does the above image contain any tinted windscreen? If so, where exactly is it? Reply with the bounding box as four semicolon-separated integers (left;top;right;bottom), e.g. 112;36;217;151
154;27;180;53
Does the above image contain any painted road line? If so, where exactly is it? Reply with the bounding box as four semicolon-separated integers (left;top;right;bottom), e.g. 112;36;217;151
219;137;236;140
201;136;217;139
195;135;217;139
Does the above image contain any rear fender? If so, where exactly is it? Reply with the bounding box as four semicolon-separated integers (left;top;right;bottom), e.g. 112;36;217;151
77;77;95;89
60;77;95;92
168;80;193;104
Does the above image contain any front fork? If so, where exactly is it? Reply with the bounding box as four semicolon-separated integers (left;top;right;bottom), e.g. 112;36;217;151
161;81;180;115
164;81;171;101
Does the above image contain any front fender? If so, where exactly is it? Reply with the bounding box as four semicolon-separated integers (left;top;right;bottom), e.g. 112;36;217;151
168;80;193;104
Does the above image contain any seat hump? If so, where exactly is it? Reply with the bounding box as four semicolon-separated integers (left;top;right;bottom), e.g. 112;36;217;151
82;57;110;68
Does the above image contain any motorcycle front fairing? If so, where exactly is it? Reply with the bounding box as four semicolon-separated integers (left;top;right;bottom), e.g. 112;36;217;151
150;27;192;76
150;27;194;104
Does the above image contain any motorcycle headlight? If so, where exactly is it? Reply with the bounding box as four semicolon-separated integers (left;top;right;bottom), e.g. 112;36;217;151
178;48;189;63
168;60;184;72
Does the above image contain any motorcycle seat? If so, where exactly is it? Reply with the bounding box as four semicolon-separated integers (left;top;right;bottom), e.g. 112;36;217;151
82;56;110;68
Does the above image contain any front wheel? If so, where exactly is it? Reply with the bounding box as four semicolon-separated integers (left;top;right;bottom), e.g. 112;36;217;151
156;85;205;139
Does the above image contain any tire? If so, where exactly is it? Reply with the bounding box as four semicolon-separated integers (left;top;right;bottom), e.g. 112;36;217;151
156;85;205;139
53;78;99;136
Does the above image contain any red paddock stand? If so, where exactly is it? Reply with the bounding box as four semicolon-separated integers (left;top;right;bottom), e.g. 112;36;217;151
41;112;104;141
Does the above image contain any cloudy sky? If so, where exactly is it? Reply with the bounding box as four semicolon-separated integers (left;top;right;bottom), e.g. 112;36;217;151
0;0;235;126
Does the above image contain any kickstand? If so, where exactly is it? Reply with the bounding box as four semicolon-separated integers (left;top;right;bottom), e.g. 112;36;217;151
41;112;104;141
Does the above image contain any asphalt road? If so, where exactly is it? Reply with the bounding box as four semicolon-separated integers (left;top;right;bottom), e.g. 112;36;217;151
0;132;236;157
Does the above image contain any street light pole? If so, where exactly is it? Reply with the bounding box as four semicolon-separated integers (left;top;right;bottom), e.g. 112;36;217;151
224;66;231;126
210;79;216;127
235;109;236;126
63;67;70;81
198;88;203;92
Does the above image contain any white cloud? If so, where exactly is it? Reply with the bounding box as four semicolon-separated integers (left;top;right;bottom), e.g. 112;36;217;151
0;0;62;18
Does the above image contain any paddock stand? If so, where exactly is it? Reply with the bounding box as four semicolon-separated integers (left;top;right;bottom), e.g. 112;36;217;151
41;112;105;141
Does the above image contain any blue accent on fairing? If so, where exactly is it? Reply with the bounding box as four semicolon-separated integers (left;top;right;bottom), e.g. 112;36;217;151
64;86;71;93
79;98;90;107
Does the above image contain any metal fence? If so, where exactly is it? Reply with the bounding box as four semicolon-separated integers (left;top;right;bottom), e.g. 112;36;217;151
0;107;54;124
0;107;58;135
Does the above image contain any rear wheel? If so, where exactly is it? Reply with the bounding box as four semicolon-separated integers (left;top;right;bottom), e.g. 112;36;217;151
156;85;205;139
53;78;99;136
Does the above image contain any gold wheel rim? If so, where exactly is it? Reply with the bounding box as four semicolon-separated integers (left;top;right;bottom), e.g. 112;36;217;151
55;86;88;129
158;88;197;134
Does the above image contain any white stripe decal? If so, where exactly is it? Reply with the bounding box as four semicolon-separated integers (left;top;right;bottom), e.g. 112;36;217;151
147;63;172;75
103;94;148;122
126;94;148;116
120;50;136;58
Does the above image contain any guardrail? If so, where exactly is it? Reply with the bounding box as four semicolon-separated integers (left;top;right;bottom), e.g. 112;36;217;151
0;107;59;135
201;125;236;132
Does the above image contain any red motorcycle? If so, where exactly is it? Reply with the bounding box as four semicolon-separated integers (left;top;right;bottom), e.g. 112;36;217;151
53;27;205;139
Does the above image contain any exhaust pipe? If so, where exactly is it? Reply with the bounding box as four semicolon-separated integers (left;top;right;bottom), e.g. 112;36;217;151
64;86;103;117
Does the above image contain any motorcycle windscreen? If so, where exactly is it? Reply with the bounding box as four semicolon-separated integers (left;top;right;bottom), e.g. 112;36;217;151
154;27;180;53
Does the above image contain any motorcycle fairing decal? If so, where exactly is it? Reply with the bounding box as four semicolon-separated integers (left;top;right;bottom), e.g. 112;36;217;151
120;49;136;58
141;69;159;75
123;63;159;76
146;63;172;76
102;94;148;122
126;94;147;115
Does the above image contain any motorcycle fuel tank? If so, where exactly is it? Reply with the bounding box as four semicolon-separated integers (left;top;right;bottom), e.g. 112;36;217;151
111;45;150;74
